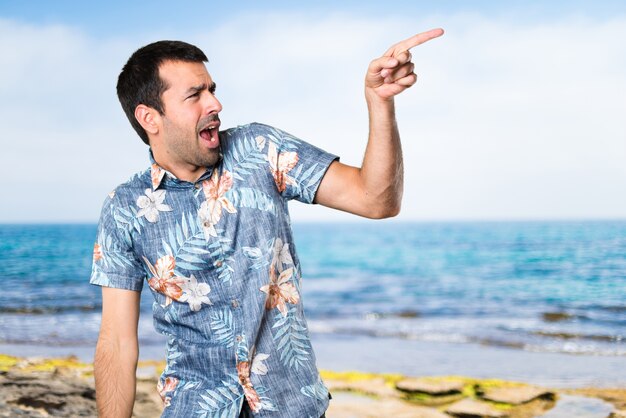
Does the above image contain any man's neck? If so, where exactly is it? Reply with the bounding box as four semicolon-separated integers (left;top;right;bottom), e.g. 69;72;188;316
151;152;207;183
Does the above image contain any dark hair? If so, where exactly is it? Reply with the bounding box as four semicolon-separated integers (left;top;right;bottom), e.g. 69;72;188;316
116;40;208;145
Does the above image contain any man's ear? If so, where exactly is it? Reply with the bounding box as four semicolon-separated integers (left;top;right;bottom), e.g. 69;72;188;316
135;105;160;135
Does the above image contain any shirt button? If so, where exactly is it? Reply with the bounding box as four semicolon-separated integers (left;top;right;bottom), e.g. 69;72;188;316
231;299;239;308
235;335;243;342
215;260;223;267
194;183;201;189
203;221;211;228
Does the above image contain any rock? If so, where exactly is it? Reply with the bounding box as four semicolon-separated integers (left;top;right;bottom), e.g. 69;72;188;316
480;386;555;405
566;388;626;411
445;398;507;418
0;366;162;418
326;377;400;398
395;310;421;318
542;312;575;322
609;410;626;418
327;391;452;418
15;357;45;368
0;369;97;417
396;378;465;395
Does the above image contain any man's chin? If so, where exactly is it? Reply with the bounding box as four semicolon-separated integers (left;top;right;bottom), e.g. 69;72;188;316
197;149;222;168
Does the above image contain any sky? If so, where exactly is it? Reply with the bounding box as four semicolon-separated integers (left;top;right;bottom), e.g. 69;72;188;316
1;1;625;223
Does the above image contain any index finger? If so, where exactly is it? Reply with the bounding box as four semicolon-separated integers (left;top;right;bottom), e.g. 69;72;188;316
384;28;444;57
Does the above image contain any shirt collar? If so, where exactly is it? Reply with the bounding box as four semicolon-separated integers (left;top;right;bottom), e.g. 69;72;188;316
149;150;168;191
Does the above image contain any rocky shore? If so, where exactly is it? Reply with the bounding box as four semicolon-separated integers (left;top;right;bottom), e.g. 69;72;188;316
1;354;625;417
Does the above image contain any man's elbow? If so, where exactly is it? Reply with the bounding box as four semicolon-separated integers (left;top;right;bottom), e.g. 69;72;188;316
384;202;402;218
366;200;402;219
370;187;402;219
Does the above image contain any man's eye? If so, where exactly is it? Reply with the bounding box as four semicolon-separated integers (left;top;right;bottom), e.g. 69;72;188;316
188;92;200;99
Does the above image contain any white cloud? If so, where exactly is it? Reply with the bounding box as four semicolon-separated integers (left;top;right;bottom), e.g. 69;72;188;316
0;19;147;221
408;14;626;220
0;12;625;222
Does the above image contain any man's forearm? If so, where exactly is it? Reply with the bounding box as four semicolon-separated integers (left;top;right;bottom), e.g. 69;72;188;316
360;92;404;217
94;337;138;418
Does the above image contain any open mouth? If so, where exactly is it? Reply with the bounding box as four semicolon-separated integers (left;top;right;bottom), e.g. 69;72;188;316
199;121;220;149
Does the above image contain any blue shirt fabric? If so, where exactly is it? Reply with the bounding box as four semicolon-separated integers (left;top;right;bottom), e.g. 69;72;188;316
90;123;337;418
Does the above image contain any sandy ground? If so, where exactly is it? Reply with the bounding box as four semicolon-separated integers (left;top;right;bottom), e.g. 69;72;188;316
1;354;625;417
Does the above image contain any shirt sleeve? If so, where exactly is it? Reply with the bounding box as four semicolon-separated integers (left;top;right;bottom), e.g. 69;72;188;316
90;192;145;291
256;123;338;204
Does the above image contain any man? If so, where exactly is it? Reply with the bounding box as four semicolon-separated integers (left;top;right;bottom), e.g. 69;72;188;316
91;28;443;418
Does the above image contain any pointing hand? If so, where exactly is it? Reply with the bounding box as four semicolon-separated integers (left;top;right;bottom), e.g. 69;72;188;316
365;28;444;101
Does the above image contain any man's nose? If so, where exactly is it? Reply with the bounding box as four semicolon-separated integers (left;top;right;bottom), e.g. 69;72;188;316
204;93;222;115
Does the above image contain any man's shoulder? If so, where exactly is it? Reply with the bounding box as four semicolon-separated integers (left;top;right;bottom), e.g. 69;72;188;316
221;122;306;152
221;122;277;138
220;122;281;158
103;167;151;205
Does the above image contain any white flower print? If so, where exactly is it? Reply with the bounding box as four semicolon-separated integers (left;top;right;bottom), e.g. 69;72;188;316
271;238;293;272
197;199;221;238
251;352;270;375
136;188;172;223
178;275;211;311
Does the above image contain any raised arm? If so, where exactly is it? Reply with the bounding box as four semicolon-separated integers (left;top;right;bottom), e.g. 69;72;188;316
94;287;141;418
314;28;444;218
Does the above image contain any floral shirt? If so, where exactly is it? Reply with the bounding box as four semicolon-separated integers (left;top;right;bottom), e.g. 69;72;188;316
90;123;337;418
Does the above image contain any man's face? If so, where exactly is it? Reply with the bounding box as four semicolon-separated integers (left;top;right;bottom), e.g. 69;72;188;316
157;60;223;171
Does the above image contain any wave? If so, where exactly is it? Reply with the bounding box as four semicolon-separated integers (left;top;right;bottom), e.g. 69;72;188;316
307;322;469;344
529;330;624;343
363;310;421;320
594;305;626;313
307;318;626;357
0;336;96;346
540;313;626;331
0;304;102;315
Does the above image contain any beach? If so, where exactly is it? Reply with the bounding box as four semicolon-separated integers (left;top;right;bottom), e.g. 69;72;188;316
2;331;626;416
1;346;625;417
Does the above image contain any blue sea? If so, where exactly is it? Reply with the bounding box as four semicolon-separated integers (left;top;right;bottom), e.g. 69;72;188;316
1;221;625;385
